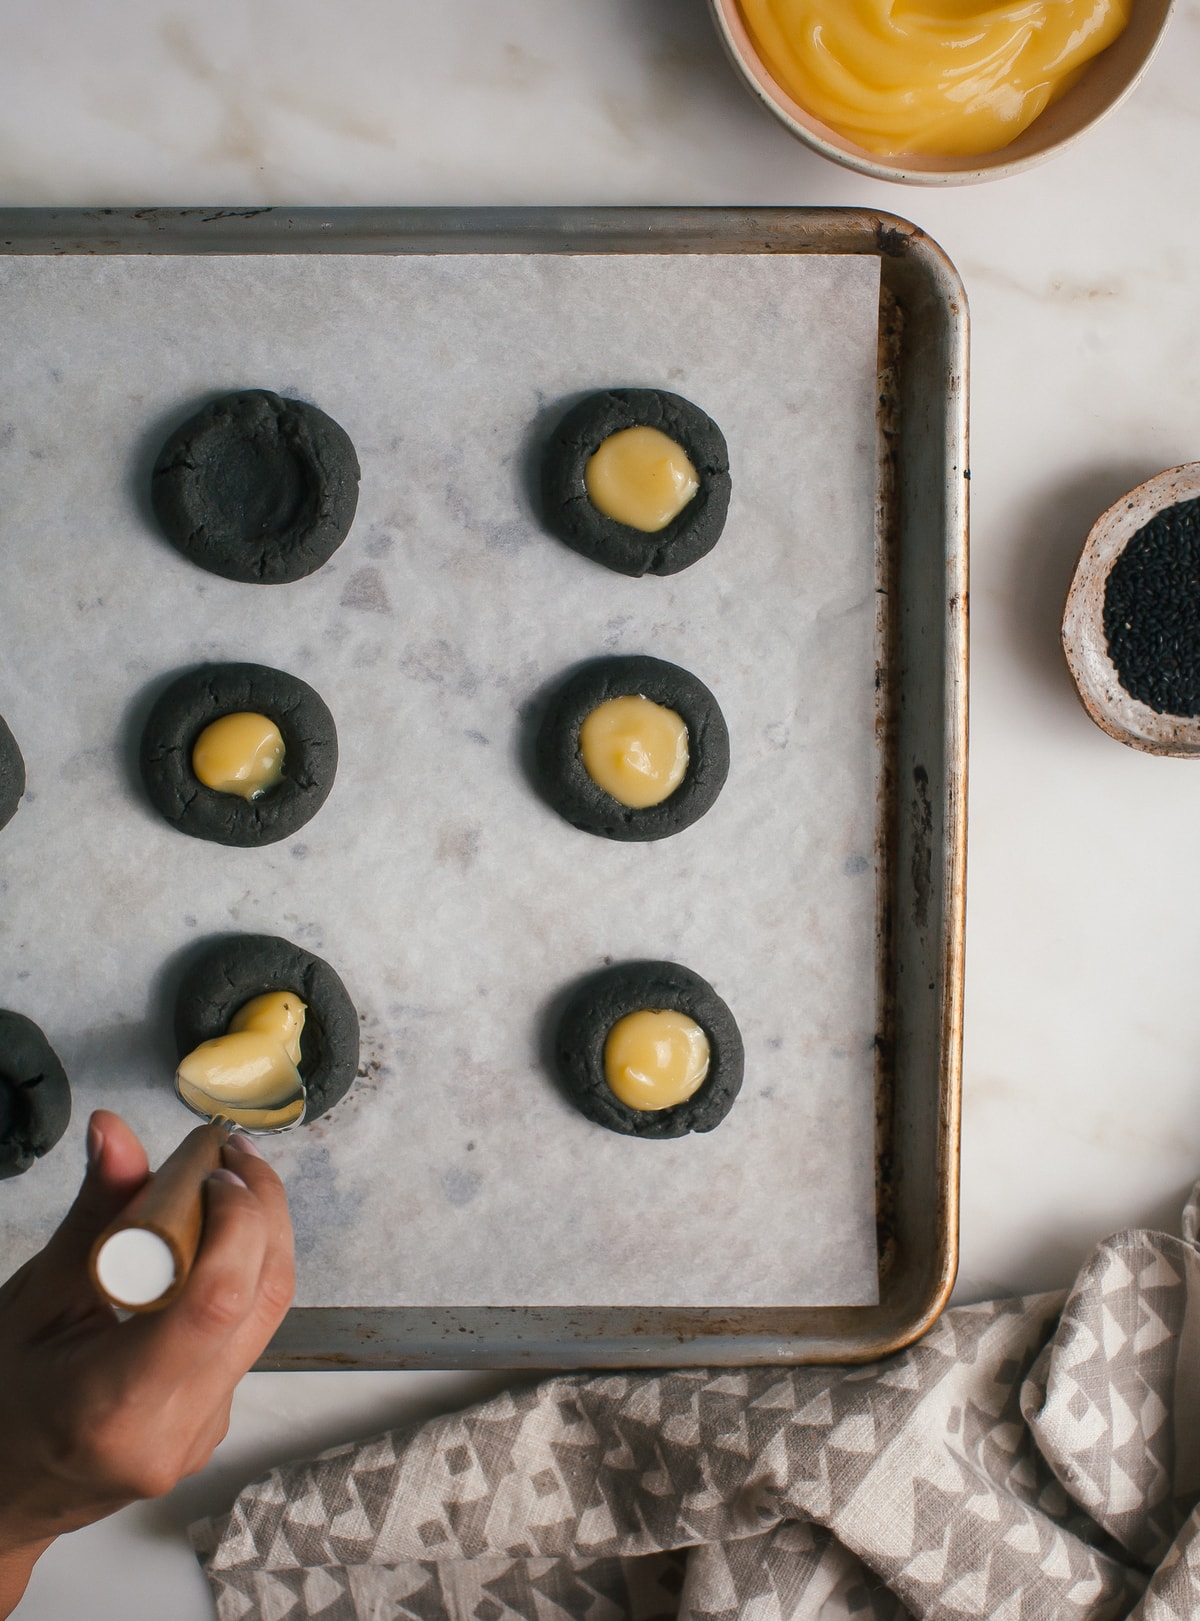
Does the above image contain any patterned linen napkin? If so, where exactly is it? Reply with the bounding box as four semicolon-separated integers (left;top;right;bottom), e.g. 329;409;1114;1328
192;1186;1200;1621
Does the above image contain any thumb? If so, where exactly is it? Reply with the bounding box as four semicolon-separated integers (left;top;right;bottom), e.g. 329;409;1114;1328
37;1111;152;1278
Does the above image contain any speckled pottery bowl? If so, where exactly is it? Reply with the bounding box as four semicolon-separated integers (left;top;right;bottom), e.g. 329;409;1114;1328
707;0;1175;186
1063;462;1200;756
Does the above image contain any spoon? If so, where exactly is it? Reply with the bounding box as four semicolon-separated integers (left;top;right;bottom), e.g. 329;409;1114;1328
87;1049;305;1313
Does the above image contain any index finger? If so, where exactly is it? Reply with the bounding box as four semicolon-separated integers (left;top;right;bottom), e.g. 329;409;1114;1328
214;1137;295;1338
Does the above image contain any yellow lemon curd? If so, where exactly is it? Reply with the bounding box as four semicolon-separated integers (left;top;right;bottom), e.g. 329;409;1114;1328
579;695;690;809
176;992;307;1130
585;427;700;532
192;711;285;800
736;0;1131;158
604;1009;711;1111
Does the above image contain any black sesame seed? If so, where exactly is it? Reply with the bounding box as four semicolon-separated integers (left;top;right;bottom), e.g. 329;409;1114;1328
1103;497;1200;717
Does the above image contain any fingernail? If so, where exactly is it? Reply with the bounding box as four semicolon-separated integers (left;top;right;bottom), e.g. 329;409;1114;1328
86;1114;104;1170
224;1133;264;1159
208;1168;248;1190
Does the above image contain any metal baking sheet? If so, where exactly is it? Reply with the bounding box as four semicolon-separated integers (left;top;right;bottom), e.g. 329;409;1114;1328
0;208;967;1364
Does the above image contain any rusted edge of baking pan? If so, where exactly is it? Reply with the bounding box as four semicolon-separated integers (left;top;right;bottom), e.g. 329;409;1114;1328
0;207;967;1366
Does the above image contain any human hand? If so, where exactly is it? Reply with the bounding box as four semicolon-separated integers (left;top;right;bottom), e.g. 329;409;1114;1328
0;1110;294;1615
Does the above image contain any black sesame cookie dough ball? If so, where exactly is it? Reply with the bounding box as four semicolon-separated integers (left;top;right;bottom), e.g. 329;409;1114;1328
175;934;359;1123
0;714;25;833
555;961;743;1140
536;655;729;842
542;388;731;577
151;390;360;584
0;1011;71;1178
140;662;338;847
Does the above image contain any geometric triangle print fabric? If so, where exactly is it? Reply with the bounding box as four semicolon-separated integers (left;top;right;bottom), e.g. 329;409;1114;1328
193;1183;1200;1621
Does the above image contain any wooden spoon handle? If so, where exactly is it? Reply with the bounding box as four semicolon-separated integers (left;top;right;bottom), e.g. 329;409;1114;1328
88;1121;229;1312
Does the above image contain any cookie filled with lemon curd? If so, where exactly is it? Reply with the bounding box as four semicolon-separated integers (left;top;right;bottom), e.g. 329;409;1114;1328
174;933;359;1124
555;960;743;1139
542;388;730;576
535;655;730;842
140;662;337;846
733;0;1132;160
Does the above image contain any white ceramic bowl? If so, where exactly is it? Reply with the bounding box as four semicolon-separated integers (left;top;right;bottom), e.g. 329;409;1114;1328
708;0;1175;185
1063;462;1200;756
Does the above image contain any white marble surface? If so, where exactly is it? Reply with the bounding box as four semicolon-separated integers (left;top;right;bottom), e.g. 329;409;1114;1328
4;0;1200;1614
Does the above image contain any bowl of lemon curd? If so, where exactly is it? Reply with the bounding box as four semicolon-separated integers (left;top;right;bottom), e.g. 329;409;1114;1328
709;0;1174;184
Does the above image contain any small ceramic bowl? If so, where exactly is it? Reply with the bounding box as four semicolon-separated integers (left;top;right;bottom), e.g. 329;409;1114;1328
1063;463;1200;756
707;0;1175;185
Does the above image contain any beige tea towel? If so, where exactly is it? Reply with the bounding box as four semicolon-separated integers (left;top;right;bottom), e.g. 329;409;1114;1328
193;1185;1200;1620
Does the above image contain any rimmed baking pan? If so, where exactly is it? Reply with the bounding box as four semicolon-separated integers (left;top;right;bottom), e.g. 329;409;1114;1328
0;207;966;1365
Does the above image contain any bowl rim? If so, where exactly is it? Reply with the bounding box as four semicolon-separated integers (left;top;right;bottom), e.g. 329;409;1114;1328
707;0;1177;187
